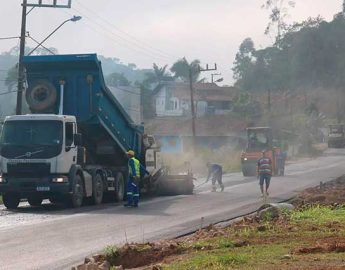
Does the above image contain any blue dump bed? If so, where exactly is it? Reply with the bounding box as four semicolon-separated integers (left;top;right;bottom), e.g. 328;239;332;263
23;54;143;166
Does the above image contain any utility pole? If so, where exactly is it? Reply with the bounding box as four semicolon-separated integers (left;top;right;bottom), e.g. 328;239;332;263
211;73;221;83
267;89;272;126
267;89;271;113
186;63;218;150
15;0;73;115
189;63;217;137
199;63;217;73
189;67;196;144
16;0;27;115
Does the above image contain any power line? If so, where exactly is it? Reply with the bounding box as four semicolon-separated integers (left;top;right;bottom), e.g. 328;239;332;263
26;33;56;55
122;106;141;113
0;36;20;40
74;0;176;60
62;8;173;62
109;86;141;96
0;79;17;82
0;90;18;96
81;18;170;62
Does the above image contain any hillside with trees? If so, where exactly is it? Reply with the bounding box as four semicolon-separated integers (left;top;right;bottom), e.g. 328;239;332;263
232;3;345;129
0;47;154;117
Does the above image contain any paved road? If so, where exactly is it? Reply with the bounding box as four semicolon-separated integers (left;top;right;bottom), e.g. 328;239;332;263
1;149;345;270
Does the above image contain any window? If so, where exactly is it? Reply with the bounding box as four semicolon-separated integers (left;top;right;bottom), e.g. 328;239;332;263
1;120;62;146
65;122;74;147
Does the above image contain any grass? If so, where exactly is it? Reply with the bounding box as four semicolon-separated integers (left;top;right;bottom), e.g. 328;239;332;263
99;205;345;270
104;245;119;260
290;205;345;224
167;251;249;270
0;195;2;204
163;205;345;270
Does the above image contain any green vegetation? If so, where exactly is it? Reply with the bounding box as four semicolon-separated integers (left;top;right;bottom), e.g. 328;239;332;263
233;13;345;94
104;245;119;260
168;252;249;270
290;205;345;224
164;205;345;270
0;196;2;204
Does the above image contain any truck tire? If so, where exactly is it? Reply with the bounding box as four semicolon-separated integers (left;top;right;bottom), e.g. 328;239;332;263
26;79;57;112
28;197;43;207
114;172;125;202
3;193;20;210
92;173;104;205
70;174;84;208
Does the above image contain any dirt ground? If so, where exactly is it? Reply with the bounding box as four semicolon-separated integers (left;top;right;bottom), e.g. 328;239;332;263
75;176;345;270
291;175;345;207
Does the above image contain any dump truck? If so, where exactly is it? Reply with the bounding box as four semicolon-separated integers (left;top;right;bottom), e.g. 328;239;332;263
0;54;194;209
241;127;284;177
327;124;345;148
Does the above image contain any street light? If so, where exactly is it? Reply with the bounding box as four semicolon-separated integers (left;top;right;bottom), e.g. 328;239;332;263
27;15;82;56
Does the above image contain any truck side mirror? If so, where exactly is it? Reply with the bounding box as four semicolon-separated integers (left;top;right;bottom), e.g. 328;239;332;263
74;133;82;146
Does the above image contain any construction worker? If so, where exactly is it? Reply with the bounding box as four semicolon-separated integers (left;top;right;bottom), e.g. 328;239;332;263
206;163;224;192
124;150;148;208
257;150;272;197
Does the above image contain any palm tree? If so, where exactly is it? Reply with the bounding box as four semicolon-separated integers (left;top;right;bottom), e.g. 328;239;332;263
170;58;201;83
143;63;173;86
141;63;173;119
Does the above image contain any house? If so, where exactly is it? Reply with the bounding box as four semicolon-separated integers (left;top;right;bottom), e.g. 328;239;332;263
153;82;238;117
144;116;248;153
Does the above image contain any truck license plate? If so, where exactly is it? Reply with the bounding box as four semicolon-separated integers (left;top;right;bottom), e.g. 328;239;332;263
36;186;50;191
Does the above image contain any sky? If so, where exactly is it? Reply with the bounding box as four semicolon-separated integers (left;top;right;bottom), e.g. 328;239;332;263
0;0;342;85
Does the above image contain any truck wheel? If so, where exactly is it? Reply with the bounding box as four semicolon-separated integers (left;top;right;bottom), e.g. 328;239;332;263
26;79;57;112
3;193;20;210
28;197;43;207
70;174;84;208
114;172;125;202
92;173;104;205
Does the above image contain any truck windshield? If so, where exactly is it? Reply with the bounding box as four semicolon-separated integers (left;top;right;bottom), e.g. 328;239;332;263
0;120;63;146
248;130;270;149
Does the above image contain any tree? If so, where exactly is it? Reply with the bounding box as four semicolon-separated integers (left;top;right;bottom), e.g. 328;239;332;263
232;14;345;93
141;63;173;119
128;63;137;70
105;72;130;87
170;58;201;82
5;66;18;92
262;0;295;44
143;63;172;86
232;38;255;81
